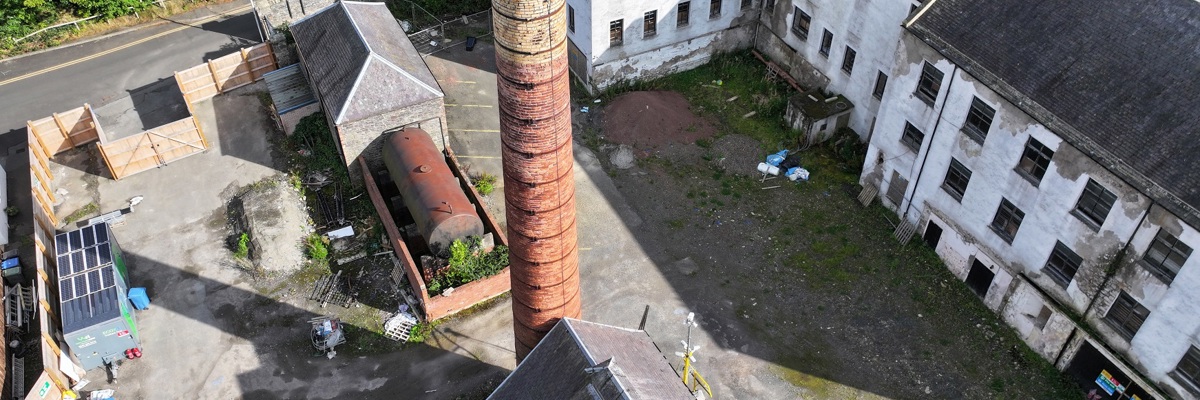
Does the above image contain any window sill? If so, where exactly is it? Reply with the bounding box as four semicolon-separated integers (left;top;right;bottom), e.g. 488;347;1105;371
961;127;986;145
1070;209;1104;232
1101;318;1137;342
819;51;829;58
1137;259;1177;286
791;31;808;40
1013;167;1042;188
1043;268;1071;288
941;185;964;202
1169;370;1200;397
643;34;657;39
914;93;936;107
988;225;1015;244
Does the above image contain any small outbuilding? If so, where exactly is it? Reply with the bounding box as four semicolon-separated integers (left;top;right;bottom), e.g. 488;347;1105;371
54;223;140;371
290;1;448;178
488;318;694;399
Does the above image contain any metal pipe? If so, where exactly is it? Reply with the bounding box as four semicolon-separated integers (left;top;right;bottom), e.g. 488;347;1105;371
492;0;580;360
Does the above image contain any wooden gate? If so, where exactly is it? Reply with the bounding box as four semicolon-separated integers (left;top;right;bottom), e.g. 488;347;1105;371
97;116;209;180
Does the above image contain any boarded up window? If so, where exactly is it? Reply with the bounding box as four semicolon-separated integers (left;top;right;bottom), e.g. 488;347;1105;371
886;171;908;206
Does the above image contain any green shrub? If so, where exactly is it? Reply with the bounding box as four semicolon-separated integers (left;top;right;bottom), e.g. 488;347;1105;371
473;172;497;196
306;234;328;261
233;233;250;259
427;237;509;296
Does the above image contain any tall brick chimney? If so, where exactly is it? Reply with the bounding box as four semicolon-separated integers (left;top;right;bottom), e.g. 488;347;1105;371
491;0;581;359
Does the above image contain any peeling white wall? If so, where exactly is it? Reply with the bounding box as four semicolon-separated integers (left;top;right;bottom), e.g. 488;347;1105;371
754;0;918;139
573;0;756;90
866;29;1200;399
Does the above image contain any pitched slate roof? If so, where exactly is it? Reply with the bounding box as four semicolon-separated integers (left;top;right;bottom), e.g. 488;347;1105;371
290;1;443;125
489;318;694;400
908;0;1200;223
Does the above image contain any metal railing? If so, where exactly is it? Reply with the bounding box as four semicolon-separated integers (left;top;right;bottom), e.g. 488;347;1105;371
12;15;102;43
407;9;492;56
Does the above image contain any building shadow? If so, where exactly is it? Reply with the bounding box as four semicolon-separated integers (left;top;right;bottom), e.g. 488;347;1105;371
92;78;191;142
82;249;509;399
160;11;262;57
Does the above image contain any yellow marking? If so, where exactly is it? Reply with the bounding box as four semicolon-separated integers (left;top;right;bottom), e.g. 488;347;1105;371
579;247;592;251
0;4;253;87
455;155;500;159
445;104;493;108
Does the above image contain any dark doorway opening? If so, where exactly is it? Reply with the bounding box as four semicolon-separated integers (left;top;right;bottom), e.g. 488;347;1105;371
965;259;995;298
1066;342;1156;400
923;221;943;248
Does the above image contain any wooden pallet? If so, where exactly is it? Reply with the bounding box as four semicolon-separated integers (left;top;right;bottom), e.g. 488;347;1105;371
858;183;878;207
383;317;416;342
893;221;917;244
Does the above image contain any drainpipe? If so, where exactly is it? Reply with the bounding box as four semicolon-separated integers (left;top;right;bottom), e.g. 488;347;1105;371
901;64;958;221
1055;200;1153;366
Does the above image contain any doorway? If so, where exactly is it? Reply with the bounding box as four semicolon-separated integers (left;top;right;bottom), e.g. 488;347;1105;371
923;221;943;249
965;259;995;298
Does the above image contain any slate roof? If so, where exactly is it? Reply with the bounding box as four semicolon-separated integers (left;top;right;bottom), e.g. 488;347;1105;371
908;0;1200;223
290;1;442;125
489;318;694;400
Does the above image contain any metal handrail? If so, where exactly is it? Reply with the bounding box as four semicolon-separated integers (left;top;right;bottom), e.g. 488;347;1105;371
12;14;101;43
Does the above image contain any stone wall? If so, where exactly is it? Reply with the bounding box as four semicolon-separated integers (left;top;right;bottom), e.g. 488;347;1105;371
338;97;448;180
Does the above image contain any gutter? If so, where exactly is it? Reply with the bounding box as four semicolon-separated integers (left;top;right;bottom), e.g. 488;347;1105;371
901;63;958;221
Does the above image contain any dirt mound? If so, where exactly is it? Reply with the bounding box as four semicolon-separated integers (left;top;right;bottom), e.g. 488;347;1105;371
603;91;717;150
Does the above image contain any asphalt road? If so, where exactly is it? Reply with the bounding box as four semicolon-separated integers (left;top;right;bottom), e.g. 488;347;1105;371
0;5;262;151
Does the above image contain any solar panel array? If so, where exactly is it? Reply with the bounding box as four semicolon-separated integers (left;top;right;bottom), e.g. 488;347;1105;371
54;223;123;332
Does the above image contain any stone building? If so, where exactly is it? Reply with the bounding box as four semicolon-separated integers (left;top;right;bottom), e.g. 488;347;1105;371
565;0;758;92
289;1;448;177
860;0;1200;398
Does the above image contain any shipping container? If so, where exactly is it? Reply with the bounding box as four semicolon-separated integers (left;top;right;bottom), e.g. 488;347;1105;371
54;223;140;370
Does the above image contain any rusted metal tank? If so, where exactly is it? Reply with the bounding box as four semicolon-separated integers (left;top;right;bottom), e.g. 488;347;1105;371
383;127;484;254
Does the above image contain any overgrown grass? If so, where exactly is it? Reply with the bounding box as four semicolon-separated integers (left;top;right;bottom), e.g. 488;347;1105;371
1;0;224;58
233;232;250;259
306;233;328;261
472;172;497;196
62;201;99;224
426;237;509;296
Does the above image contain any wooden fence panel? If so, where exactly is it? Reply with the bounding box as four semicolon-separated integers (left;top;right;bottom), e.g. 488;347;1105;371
27;104;101;155
176;64;219;107
98;117;207;180
175;43;277;110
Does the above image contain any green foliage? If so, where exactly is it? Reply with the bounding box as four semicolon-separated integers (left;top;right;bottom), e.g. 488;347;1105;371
306;234;328;261
63;202;99;224
473;172;497;196
427;237;509;296
4;206;19;217
289;112;349;186
407;321;437;343
233;233;250;259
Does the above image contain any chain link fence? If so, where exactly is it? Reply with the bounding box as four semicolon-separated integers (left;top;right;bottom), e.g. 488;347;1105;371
402;8;492;55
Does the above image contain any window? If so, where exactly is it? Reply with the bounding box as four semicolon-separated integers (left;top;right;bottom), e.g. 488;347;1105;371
677;2;690;27
873;71;888;99
1017;137;1054;184
819;30;832;57
791;8;810;39
841;46;856;74
962;97;995;142
710;0;722;19
942;158;971;201
741;0;751;10
609;20;623;46
643;11;657;38
764;0;775;13
1072;179;1117;229
1105;291;1150;340
900;122;924;151
990;199;1024;243
1174;346;1200;392
1044;241;1082;286
568;5;575;33
886;171;908;206
915;62;944;104
1142;230;1192;282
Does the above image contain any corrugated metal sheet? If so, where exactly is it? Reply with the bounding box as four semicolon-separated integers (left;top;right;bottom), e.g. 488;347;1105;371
264;64;317;114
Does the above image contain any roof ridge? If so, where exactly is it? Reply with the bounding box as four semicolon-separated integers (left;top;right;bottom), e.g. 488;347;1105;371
336;56;372;124
340;1;373;54
371;53;445;97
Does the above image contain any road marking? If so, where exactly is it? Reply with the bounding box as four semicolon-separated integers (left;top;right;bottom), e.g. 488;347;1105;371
0;4;252;87
445;104;493;108
452;129;500;133
456;155;500;159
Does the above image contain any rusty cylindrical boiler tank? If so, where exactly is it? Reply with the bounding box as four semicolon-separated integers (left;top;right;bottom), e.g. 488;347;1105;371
493;0;581;360
382;127;484;254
